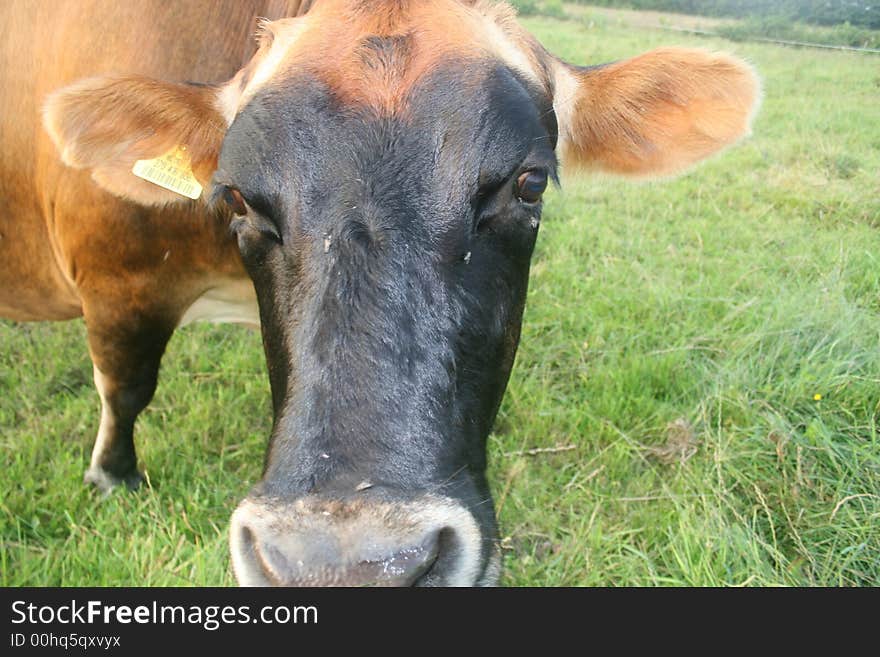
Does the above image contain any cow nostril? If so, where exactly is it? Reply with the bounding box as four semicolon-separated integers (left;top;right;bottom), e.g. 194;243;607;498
412;526;458;587
230;499;482;586
232;503;442;586
364;531;440;587
238;524;255;559
230;514;276;586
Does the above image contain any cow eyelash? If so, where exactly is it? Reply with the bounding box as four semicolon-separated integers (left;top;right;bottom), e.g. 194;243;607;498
221;187;282;243
515;169;549;205
472;163;551;233
222;186;248;215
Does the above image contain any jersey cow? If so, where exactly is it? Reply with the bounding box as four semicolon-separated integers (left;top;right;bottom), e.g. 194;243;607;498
0;0;759;585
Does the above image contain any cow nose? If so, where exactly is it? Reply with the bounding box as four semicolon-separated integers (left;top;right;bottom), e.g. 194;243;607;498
230;498;443;586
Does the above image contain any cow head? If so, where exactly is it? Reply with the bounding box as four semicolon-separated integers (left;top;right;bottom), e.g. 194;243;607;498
43;0;759;586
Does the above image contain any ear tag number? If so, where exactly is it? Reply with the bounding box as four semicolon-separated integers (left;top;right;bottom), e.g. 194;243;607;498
132;146;203;200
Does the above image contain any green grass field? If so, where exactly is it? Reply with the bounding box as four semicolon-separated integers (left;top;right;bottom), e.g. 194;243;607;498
2;7;879;586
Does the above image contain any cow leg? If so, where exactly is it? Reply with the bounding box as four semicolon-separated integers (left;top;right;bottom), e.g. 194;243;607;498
82;312;176;491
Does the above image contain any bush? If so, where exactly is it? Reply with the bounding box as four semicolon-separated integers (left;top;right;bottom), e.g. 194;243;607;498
542;0;568;19
510;0;566;19
510;0;540;16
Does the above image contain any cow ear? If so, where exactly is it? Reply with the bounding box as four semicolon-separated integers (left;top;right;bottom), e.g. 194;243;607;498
43;76;228;205
552;47;760;177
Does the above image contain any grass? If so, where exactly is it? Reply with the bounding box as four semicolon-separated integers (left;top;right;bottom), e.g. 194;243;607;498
2;9;879;586
527;2;880;50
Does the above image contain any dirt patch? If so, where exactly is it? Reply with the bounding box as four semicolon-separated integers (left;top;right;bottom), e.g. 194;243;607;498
648;417;699;464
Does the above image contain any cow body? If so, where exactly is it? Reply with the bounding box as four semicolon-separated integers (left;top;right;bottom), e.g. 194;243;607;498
2;0;271;319
0;0;307;488
1;0;758;585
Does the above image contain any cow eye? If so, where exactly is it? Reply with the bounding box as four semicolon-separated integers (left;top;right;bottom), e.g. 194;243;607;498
222;187;248;216
222;187;281;243
515;170;548;204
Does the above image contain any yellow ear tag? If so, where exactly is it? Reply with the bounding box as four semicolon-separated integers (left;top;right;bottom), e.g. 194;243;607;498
132;146;203;200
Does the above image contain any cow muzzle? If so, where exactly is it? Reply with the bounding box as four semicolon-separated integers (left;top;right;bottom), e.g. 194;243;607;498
229;495;492;586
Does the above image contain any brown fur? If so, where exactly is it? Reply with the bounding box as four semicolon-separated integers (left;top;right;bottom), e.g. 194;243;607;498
557;48;760;176
232;0;543;118
0;0;307;322
44;76;228;204
285;0;486;114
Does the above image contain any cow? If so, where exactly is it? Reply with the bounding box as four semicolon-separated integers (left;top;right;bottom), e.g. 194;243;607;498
0;0;759;586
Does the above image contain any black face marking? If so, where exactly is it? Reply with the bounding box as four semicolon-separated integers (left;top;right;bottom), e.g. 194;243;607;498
216;58;557;581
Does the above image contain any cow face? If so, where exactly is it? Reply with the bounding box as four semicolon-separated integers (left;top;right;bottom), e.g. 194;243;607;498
44;0;759;585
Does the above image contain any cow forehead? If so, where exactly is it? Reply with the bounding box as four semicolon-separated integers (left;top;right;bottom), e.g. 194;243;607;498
218;0;546;122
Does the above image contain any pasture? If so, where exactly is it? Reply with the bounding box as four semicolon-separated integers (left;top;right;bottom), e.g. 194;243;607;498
1;6;878;586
